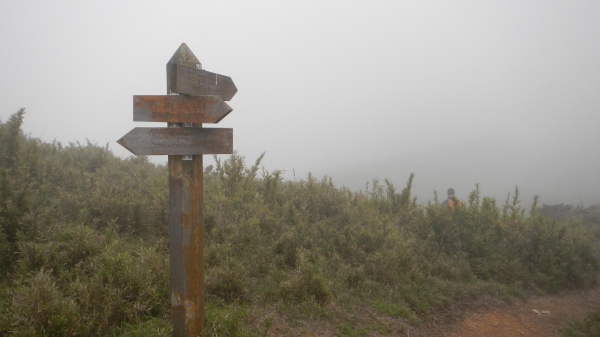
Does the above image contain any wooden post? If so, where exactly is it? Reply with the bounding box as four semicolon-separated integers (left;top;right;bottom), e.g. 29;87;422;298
168;154;204;336
167;43;205;337
117;42;236;336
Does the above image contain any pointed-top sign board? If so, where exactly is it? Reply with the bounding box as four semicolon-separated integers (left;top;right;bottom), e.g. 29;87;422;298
167;43;202;94
166;43;237;101
168;43;202;68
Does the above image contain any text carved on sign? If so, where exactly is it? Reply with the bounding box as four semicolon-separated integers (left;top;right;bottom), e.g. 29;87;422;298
133;95;232;124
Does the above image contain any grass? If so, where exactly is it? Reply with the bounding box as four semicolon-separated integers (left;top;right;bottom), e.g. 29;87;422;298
0;108;599;335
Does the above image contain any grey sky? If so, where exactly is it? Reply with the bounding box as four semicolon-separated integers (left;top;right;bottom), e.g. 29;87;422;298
1;1;599;206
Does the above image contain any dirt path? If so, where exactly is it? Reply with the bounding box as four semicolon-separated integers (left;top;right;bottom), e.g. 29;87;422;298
273;287;600;336
424;287;600;337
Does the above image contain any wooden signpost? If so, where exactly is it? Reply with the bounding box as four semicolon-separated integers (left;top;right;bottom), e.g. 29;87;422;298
133;95;232;124
170;64;237;100
118;127;233;156
118;43;236;336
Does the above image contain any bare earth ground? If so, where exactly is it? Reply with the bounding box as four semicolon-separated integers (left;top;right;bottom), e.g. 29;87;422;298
424;286;600;337
268;286;600;336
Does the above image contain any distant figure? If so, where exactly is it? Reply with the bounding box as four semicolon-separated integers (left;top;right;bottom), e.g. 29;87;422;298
441;188;461;211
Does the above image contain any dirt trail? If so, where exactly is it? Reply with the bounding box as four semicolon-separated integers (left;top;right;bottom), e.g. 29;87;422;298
277;287;600;336
425;287;600;337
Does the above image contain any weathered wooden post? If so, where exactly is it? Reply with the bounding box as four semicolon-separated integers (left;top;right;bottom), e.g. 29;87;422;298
118;43;237;336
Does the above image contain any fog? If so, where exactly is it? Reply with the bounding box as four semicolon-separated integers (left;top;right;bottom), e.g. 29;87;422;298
1;1;599;206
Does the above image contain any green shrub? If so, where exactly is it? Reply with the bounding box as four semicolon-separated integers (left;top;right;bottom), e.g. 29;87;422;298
1;223;169;336
8;269;80;336
202;303;255;337
279;263;332;306
1;107;599;335
206;260;249;304
562;310;600;337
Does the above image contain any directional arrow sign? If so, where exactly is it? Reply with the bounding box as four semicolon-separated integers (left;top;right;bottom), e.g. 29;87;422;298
117;127;233;155
170;64;237;101
133;95;232;123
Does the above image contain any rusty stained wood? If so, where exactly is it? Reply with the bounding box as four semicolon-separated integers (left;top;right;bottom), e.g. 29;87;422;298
169;155;204;337
171;64;237;101
133;95;232;124
117;127;233;156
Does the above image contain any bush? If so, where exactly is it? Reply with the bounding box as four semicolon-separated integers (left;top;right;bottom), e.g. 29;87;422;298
562;310;600;337
0;108;599;335
0;223;169;336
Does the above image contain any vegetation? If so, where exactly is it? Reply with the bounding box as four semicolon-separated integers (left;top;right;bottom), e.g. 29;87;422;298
561;310;600;337
0;108;599;336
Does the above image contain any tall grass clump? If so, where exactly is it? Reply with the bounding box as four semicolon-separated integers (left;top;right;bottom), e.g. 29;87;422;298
0;108;598;335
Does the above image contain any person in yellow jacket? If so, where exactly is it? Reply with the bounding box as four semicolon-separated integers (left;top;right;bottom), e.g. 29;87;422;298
441;188;461;210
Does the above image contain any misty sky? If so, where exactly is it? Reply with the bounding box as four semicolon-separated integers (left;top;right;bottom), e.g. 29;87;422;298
1;1;599;206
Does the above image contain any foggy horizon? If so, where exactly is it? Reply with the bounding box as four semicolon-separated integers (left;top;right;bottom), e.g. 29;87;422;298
2;1;599;207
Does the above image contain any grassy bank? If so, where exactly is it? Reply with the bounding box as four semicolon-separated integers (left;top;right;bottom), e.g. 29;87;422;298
1;109;599;336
